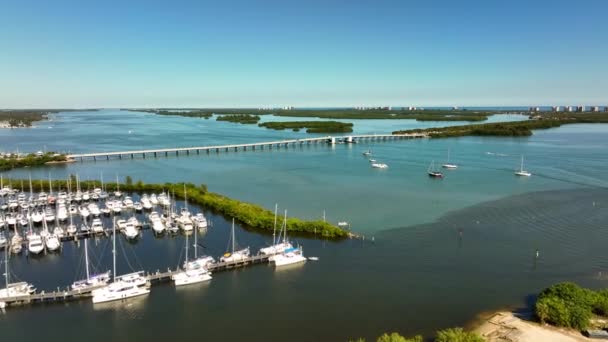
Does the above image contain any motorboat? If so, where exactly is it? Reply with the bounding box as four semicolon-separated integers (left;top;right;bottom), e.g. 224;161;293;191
27;234;44;254
272;247;307;267
371;162;388;169
91;218;104;234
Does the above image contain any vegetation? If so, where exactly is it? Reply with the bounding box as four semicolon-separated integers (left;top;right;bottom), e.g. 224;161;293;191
535;282;608;330
269;109;493;122
4;178;349;239
350;328;483;342
216;114;261;124
0;153;68;171
259;121;354;133
393;113;608;138
0;110;53;127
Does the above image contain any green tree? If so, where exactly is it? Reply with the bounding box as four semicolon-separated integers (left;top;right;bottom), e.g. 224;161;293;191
125;175;133;186
376;333;422;342
435;328;484;342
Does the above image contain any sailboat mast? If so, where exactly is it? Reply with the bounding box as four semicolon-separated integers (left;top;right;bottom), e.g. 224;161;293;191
272;203;278;245
4;244;8;291
194;224;198;259
112;218;116;281
48;173;52;196
283;210;287;243
231;218;235;254
520;155;524;172
184;231;189;264
85;239;90;281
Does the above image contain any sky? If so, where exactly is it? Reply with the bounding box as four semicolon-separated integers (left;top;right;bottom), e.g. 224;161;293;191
0;0;607;108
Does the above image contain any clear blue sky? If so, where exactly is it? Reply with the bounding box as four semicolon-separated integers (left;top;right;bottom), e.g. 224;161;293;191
1;0;607;108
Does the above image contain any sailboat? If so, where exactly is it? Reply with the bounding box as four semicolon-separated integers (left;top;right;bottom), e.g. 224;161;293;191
43;219;61;252
172;228;213;286
442;148;458;169
66;206;78;235
71;239;110;291
427;160;443;178
515;155;532;177
260;205;293;256
114;175;122;198
269;211;306;267
219;219;250;263
362;148;372;156
1;245;36;303
91;218;149;304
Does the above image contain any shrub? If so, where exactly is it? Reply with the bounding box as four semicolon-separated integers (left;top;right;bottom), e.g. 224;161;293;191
435;328;484;342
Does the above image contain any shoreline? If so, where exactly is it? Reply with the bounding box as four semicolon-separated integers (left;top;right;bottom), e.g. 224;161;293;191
473;311;591;341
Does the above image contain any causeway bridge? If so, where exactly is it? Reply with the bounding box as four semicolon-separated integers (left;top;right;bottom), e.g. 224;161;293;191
67;133;427;161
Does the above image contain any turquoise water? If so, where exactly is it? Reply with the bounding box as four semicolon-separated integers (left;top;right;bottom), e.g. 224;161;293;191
1;110;607;341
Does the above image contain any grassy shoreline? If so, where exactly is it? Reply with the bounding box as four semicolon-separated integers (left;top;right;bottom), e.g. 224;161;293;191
259;121;354;133
0;153;68;171
3;178;350;239
216;114;261;124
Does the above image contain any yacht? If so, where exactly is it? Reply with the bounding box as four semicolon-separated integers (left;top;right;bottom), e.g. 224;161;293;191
441;148;458;169
30;210;43;224
260;208;293;256
193;213;208;229
178;215;194;232
45;233;61;252
10;233;23;254
149;194;159;205
91;218;104;234
79;205;90;219
133;202;143;212
149;212;165;234
123;196;134;209
56;204;69;221
71;239;110;291
44;208;55;223
0;232;7;249
87;203;101;217
515;155;532;177
427;160;443;178
123;221;139;240
91;219;149;304
371;162;388;169
27;234;44;255
127;216;141;228
141;195;153;210
362;149;372;156
53;225;65;239
220;219;250;263
172;229;212;286
272;246;307;267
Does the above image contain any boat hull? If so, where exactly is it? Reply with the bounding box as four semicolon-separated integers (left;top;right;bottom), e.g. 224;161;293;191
92;286;150;304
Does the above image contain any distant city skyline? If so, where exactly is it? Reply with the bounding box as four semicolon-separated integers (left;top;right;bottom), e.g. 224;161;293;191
1;0;607;108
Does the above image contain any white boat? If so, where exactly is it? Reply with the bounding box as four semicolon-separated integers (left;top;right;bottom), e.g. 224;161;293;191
91;219;149;304
178;216;194;231
133;202;143;212
91;218;104;234
79;206;90;219
362;149;372;156
193;213;208;229
27;234;44;255
56;205;69;221
71;238;111;291
88;203;101;216
260;206;293;255
10;234;23;254
113;175;122;198
45;233;61;252
44;208;55;222
515;155;532;177
149;212;165;234
111;200;122;214
158;192;170;207
127;216;141;228
123;196;134;209
172;228;212;286
123;221;139;240
442;148;458;169
220;219;250;263
272;246;307;267
371;162;388;169
0;246;36;299
141;195;153;210
53;225;65;239
31;210;43;224
149;194;159;205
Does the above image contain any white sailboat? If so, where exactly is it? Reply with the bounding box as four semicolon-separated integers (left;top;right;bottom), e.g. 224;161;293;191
43;219;61;252
172;228;212;286
219;219;250;263
71;239;110;291
515;155;532;177
91;218;149;304
1;246;36;302
269;210;307;267
149;211;166;235
442;148;458;169
260;205;293;256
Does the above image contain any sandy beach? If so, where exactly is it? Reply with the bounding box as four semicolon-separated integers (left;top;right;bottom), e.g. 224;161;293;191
475;312;592;342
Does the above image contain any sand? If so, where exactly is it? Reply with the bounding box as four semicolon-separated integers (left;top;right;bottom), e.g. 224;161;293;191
475;312;591;342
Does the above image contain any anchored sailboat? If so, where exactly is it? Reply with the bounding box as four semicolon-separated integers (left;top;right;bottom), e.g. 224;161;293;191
427;160;443;178
442;148;458;169
515;155;532;177
71;239;110;291
172;227;212;286
220;219;250;263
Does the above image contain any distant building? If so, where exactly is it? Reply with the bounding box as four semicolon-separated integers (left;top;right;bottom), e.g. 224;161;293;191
604;106;608;112
577;105;585;112
282;106;294;110
529;107;540;112
566;106;574;112
405;106;416;111
552;106;561;112
591;106;600;112
452;106;459;110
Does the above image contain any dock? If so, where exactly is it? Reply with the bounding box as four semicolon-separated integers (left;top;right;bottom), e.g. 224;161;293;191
0;253;271;308
67;133;427;161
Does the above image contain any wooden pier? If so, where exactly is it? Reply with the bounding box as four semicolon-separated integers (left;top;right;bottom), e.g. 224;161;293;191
67;133;427;161
0;253;271;308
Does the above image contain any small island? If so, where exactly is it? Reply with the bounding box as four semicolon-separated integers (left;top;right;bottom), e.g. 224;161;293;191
0;152;69;171
393;113;608;138
259;121;354;133
126;109;213;119
216;114;261;124
0;110;54;128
